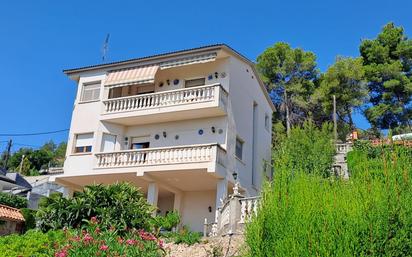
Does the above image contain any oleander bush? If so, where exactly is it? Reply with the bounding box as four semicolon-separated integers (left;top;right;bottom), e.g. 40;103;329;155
0;229;64;257
37;183;154;233
245;132;412;256
0;191;27;208
53;217;165;257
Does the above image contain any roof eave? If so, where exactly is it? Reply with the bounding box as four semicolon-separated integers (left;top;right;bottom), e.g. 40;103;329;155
63;44;226;75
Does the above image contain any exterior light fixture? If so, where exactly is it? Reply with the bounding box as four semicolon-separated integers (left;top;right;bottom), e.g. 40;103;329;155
232;171;238;181
214;72;218;79
163;131;167;138
208;206;212;213
232;171;240;195
211;126;216;133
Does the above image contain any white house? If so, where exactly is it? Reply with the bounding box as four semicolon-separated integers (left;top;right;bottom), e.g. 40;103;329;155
53;44;274;232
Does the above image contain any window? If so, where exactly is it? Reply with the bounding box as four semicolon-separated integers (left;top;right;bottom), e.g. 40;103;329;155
74;133;93;153
109;87;122;99
135;84;155;95
185;78;205;88
81;82;101;102
235;137;244;160
101;133;116;152
131;142;150;149
265;114;271;131
130;137;150;150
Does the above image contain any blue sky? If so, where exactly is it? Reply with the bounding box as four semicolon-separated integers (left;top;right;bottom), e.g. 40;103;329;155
0;0;411;151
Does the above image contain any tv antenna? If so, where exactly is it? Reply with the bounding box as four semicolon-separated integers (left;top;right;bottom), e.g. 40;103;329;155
102;33;110;62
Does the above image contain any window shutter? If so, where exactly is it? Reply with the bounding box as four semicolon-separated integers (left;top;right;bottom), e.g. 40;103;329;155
76;133;93;147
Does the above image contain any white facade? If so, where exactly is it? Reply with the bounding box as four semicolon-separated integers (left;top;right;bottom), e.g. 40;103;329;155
55;45;274;232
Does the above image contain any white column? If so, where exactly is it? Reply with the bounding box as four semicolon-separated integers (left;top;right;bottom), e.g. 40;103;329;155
215;179;227;211
147;183;159;215
173;192;182;213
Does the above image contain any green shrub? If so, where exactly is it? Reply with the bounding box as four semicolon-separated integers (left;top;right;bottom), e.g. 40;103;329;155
245;142;412;256
0;192;27;208
152;211;180;235
163;226;202;246
53;217;165;257
37;183;155;233
274;121;335;177
20;208;36;231
0;229;64;257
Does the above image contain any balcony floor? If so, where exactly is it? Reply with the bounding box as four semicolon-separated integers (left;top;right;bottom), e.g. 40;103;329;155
53;168;224;193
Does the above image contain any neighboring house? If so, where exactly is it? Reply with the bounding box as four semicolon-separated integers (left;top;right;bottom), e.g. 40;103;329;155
24;168;69;209
52;44;274;232
0;168;32;193
0;204;25;235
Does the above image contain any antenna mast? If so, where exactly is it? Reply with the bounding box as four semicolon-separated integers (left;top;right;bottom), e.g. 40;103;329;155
102;33;110;62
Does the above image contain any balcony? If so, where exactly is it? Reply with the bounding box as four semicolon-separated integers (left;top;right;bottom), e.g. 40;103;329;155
101;84;228;125
94;143;227;175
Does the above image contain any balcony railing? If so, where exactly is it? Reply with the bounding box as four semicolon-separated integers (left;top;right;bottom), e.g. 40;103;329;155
103;83;226;114
95;143;226;169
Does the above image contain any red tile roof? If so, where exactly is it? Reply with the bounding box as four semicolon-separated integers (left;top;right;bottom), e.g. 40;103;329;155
0;204;25;222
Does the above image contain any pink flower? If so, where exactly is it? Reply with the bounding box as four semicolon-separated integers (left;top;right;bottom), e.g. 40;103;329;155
126;239;136;245
54;249;68;257
157;239;164;249
90;216;98;224
117;237;124;244
99;244;109;251
95;227;101;234
138;230;157;241
83;233;93;243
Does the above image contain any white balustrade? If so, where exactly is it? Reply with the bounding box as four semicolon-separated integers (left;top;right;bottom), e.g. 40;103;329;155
103;84;224;114
219;201;230;229
336;143;351;154
239;197;260;223
96;144;221;168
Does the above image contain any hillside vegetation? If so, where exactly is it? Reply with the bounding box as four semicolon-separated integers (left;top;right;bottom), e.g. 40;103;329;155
245;125;412;257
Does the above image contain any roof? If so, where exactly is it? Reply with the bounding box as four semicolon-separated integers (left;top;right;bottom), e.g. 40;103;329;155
0;204;25;222
63;43;276;111
64;44;234;74
0;169;32;191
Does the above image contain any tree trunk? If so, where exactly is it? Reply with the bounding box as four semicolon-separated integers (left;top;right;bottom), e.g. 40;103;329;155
348;109;354;131
284;89;291;137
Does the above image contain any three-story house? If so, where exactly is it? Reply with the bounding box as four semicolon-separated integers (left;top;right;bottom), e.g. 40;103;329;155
53;44;274;232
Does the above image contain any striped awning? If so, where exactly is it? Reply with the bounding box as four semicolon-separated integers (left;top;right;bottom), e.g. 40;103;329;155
105;65;159;87
160;52;217;70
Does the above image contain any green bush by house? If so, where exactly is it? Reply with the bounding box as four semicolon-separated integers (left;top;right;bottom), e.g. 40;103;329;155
36;182;154;232
0;192;27;209
0;230;64;257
